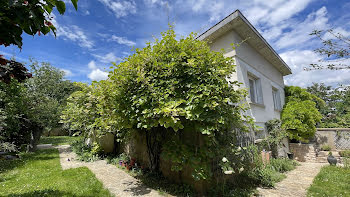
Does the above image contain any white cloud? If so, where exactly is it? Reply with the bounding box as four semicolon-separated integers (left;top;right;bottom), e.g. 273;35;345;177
98;0;137;18
111;35;136;46
88;69;109;81
322;27;350;40
281;50;350;87
275;7;329;49
88;60;97;69
87;60;109;81
50;14;94;49
60;68;73;77
93;52;121;63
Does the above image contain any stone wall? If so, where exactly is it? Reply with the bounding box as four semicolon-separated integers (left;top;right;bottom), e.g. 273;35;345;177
316;128;350;150
289;143;316;162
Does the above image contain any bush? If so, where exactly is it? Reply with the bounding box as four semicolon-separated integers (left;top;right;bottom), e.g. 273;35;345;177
268;158;298;173
249;166;286;187
321;144;332;151
71;138;102;162
339;150;350;157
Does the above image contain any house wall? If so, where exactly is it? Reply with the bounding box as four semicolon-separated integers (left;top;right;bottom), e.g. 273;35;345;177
209;30;289;156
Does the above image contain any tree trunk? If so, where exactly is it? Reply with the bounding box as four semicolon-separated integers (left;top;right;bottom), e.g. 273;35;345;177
145;128;164;172
27;126;43;152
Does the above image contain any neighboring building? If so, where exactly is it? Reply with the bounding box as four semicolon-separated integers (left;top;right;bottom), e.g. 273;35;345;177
197;10;292;153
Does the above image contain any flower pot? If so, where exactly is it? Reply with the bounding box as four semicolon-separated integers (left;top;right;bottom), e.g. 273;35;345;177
327;155;337;165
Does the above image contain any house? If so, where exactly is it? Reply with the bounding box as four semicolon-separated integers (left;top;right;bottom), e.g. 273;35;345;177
198;10;292;155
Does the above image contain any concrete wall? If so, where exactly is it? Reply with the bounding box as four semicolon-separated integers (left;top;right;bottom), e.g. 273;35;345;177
289;143;317;162
316;128;350;150
209;30;285;125
208;30;288;156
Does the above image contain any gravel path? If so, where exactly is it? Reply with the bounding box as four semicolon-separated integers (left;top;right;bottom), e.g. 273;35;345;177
257;162;327;197
55;145;163;197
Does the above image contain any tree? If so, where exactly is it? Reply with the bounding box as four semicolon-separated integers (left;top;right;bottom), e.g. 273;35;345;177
0;60;78;151
0;55;32;83
307;83;350;128
281;86;323;141
0;0;78;83
108;27;252;178
307;29;350;70
0;0;78;48
62;27;254;180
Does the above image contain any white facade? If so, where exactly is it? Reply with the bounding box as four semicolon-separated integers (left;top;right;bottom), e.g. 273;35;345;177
198;10;292;153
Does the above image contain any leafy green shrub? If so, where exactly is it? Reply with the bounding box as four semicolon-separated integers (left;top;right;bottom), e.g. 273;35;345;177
249;166;286;187
321;144;332;151
263;119;287;158
71;138;101;162
339;150;350;157
282;86;323;142
268;158;298;173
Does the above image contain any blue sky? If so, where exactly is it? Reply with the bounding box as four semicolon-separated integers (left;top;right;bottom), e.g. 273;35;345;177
1;0;350;86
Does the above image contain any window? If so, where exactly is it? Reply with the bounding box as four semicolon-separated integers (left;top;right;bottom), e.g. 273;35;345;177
272;87;281;110
248;74;263;104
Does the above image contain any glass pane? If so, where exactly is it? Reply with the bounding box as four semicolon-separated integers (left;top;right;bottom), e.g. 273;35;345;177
249;79;256;102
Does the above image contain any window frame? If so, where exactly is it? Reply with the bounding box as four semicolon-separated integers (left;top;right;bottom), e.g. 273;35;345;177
248;74;263;105
272;87;282;111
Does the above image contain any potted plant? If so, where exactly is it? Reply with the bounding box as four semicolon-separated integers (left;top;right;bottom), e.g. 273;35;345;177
327;152;337;165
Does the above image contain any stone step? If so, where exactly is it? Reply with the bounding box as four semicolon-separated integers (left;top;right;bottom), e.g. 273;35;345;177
316;156;342;163
317;151;340;157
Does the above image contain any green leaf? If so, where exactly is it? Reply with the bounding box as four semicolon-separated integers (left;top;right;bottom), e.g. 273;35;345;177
71;0;78;11
56;1;66;15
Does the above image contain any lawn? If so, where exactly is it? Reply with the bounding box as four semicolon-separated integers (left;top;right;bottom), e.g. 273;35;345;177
39;136;81;146
0;149;112;197
307;165;350;197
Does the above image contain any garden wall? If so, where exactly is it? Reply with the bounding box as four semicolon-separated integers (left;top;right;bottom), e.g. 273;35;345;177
315;128;350;150
289;143;317;162
122;130;208;194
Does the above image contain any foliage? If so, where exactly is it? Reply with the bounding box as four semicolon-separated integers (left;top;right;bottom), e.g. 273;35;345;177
0;0;78;49
320;144;331;151
0;142;17;152
0;149;112;197
71;138;102;162
62;27;253;180
339;150;350;157
268;158;298;173
307;29;350;70
25;60;79;131
0;59;78;151
307;166;350;197
108;27;252;178
281;86;322;141
263;119;287;158
0;55;31;84
307;83;350;128
0;79;32;146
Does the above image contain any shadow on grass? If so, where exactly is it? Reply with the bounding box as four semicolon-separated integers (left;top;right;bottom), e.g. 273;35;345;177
4;189;87;197
0;149;57;174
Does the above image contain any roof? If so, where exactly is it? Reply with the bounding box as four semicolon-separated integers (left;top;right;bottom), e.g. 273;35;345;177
197;10;292;76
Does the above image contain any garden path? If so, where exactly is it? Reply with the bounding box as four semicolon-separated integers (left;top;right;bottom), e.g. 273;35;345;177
54;145;163;197
257;162;327;197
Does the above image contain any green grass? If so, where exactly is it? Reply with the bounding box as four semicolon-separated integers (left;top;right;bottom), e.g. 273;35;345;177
0;149;112;197
39;136;81;145
307;165;350;197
